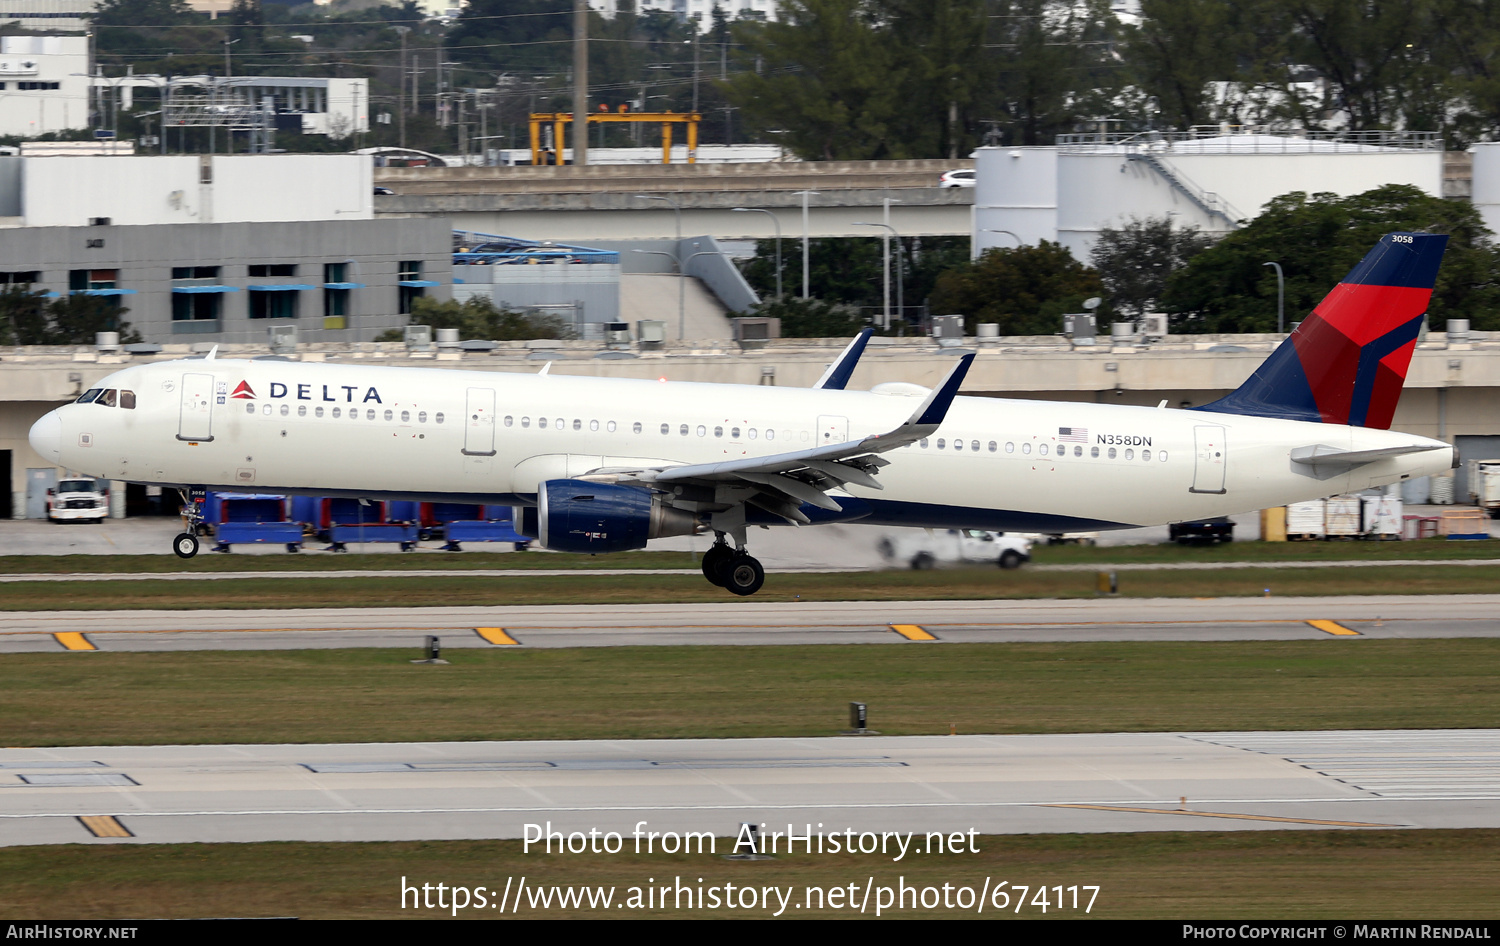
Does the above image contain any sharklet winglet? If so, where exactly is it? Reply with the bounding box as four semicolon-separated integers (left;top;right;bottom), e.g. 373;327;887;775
813;329;874;390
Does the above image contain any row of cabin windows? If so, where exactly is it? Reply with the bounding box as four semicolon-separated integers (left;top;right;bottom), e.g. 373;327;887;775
75;388;137;409
488;416;1168;462
500;415;805;442
915;437;1168;462
247;402;446;424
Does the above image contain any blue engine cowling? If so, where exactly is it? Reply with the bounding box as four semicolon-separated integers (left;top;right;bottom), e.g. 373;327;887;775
536;479;696;553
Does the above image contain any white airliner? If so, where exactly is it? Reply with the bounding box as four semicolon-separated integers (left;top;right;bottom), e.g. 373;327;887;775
29;233;1456;595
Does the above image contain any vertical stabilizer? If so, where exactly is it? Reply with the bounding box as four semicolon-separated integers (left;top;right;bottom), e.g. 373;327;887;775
1197;232;1448;429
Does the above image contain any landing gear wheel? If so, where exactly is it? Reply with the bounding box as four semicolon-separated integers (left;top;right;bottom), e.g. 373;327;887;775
723;554;765;596
701;544;735;587
172;532;199;559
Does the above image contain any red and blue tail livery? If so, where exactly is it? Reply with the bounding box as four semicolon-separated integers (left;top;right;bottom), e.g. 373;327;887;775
1199;232;1448;429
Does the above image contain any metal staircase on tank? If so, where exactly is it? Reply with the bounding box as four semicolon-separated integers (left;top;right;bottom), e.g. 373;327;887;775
1126;151;1244;229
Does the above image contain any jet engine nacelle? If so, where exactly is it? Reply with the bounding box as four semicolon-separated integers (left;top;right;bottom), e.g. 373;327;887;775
536;479;696;553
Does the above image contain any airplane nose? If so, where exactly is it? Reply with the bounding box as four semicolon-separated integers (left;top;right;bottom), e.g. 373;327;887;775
29;409;61;463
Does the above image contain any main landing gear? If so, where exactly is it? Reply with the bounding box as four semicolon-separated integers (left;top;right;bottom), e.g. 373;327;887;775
701;535;765;596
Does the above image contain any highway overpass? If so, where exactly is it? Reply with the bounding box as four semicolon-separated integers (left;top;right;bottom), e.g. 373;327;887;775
373;159;975;243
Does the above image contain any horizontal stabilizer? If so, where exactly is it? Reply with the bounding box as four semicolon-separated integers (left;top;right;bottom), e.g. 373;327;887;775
1291;442;1448;479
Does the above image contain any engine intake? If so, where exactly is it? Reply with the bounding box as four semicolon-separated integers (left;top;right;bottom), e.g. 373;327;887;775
536;479;696;553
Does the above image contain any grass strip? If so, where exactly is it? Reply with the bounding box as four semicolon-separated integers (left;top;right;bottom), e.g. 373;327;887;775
2;564;1499;610
1030;538;1500;565
0;538;1496;577
5;640;1499;747
0;550;697;575
5;830;1499;919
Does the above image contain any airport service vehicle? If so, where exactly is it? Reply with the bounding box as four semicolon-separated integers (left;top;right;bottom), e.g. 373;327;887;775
1168;517;1234;545
878;529;1031;570
1467;459;1500;517
29;233;1458;595
46;477;107;524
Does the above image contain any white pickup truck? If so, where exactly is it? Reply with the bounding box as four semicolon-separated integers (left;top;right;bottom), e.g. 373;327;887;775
877;529;1032;570
47;477;108;524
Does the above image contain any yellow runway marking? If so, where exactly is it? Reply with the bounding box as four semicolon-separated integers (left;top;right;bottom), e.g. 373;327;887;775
53;632;96;651
1307;619;1361;636
474;627;520;646
1045;804;1396;827
891;624;938;641
77;815;132;838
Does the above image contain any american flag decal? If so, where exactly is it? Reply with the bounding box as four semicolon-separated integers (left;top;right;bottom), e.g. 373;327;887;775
1058;427;1087;442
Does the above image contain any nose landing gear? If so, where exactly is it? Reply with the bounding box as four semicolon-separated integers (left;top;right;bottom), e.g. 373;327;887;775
172;488;206;558
701;535;765;596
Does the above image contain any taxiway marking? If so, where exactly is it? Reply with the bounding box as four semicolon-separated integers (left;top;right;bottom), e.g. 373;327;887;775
1306;619;1361;636
52;632;96;651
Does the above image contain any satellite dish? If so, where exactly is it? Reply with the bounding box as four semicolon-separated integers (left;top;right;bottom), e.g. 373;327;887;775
1083;297;1102;310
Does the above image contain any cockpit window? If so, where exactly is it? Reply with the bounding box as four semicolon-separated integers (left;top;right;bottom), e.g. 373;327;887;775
76;389;101;404
98;389;117;407
120;390;136;409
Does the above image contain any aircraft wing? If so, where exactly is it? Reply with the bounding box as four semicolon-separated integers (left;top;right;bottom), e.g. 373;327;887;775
595;353;974;522
1291;442;1449;480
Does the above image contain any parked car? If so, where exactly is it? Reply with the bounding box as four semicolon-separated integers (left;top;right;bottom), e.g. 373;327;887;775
939;169;976;188
1168;517;1235;544
877;529;1031;569
47;477;108;524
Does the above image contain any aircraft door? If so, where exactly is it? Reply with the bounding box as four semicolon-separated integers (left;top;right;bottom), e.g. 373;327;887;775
1189;424;1227;494
176;373;215;442
463;387;497;456
817;415;849;446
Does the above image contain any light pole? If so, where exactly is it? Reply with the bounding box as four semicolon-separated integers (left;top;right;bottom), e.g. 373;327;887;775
982;228;1022;247
793;189;819;298
1263;261;1285;334
731;207;780;299
632;248;684;341
854;221;903;329
634;194;681;242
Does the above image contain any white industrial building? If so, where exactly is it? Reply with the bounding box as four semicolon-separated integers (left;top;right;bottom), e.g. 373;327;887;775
0;153;373;227
0;0;90;30
0;34;89;138
588;0;779;23
972;130;1446;261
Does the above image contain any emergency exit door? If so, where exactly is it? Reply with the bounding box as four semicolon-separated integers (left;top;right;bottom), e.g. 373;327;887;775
176;373;215;442
1190;424;1227;494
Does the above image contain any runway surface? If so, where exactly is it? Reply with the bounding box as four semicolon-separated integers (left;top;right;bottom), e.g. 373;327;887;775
5;594;1500;652
5;730;1498;846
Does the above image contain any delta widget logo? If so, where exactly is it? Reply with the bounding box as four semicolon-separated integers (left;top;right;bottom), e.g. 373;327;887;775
230;381;256;400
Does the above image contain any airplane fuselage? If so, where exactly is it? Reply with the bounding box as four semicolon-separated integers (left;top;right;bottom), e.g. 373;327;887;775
34;357;1455;533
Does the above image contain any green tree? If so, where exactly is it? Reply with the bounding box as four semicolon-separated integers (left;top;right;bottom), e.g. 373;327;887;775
1162;184;1500;331
1091;217;1214;317
929;241;1104;334
989;0;1122;146
0;287;140;345
723;0;903;160
381;296;575;341
447;0;573;76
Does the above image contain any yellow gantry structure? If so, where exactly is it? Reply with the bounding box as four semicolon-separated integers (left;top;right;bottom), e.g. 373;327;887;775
529;112;702;165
